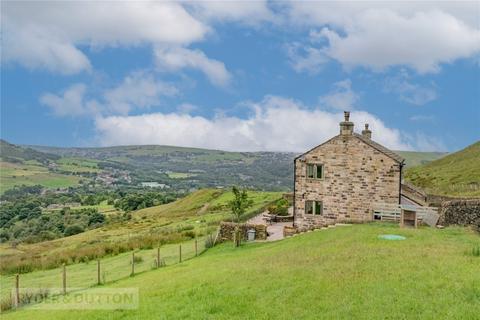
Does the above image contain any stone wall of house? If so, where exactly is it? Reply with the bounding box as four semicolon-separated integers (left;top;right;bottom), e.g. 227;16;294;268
294;135;401;230
439;199;480;231
219;222;267;241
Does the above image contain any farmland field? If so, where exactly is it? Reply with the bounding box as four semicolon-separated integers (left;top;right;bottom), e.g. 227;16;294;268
0;161;84;194
2;223;479;319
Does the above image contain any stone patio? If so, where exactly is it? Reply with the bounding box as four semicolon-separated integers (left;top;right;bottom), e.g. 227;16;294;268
247;208;294;241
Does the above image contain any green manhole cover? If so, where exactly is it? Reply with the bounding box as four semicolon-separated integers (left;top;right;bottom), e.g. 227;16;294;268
378;234;406;240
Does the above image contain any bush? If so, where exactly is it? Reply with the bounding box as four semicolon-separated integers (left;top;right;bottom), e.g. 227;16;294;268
275;205;288;216
132;255;143;263
0;230;10;243
183;230;196;239
177;224;194;232
64;224;85;236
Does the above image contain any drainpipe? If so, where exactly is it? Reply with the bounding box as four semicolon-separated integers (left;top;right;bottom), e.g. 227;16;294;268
292;158;296;227
398;161;405;205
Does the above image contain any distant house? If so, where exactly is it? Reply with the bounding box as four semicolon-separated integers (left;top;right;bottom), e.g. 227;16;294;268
293;111;408;229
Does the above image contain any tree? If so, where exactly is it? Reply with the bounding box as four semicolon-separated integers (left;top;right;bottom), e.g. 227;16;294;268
227;187;253;223
64;224;85;236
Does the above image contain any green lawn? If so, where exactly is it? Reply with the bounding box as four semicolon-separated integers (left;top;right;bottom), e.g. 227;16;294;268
3;224;479;319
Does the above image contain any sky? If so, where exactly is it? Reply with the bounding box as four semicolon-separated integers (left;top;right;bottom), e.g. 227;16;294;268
1;1;479;153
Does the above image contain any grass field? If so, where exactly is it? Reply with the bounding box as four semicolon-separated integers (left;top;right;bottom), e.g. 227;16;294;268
0;236;207;302
2;223;479;319
405;141;480;197
45;201;119;215
56;158;101;173
0;161;84;194
166;171;197;179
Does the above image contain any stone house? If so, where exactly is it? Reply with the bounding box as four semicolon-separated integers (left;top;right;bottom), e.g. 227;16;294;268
293;111;406;229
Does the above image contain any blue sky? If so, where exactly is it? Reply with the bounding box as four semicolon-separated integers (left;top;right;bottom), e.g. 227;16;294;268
1;1;479;152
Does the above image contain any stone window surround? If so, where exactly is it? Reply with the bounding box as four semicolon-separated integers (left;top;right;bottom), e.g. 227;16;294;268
305;162;324;180
304;199;323;216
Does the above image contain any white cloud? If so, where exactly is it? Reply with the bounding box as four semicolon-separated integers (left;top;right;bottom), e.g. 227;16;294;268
94;96;412;152
287;3;480;73
410;133;447;152
384;71;437;106
319;79;359;110
103;72;177;115
40;84;93;116
187;1;275;24
2;2;208;74
286;42;328;74
41;72;176;116
154;47;231;87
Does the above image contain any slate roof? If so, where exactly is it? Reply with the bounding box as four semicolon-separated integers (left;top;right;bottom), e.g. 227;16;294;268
353;133;405;163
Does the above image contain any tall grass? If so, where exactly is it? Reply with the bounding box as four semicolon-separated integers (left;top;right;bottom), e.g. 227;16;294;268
472;246;480;257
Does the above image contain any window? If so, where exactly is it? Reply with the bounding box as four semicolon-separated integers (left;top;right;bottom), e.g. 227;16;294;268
305;200;314;215
306;163;324;179
315;201;323;215
316;165;323;179
305;200;323;215
307;164;315;178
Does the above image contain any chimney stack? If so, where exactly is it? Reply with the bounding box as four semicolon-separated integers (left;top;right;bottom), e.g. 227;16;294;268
362;123;372;139
339;111;354;135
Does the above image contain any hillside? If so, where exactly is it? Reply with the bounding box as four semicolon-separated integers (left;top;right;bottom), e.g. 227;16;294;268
0;141;99;193
0;140;60;164
0;140;448;194
24;142;444;192
27;144;296;192
395;150;446;167
405;141;480;197
0;189;282;274
2;224;479;319
0;161;86;194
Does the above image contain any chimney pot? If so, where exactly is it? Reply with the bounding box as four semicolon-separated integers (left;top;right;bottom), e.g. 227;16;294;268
340;111;354;135
362;123;372;139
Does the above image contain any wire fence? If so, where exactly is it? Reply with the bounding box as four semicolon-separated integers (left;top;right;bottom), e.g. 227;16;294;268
0;236;209;311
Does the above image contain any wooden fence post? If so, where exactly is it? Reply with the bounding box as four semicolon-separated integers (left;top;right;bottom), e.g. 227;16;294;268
131;252;135;276
179;244;182;263
14;274;19;308
62;263;66;294
195;239;198;256
157;247;160;268
97;259;101;285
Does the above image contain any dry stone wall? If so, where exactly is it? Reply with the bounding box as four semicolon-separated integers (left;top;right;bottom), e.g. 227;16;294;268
219;222;267;241
440;200;480;231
